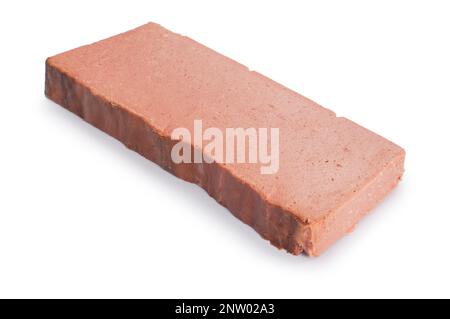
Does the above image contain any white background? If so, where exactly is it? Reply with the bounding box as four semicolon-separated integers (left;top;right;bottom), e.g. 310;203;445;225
1;0;449;298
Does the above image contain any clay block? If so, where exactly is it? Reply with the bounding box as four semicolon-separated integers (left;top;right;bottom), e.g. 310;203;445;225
45;23;405;256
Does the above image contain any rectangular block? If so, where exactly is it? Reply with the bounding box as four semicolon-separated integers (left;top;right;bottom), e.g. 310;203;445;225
45;23;405;256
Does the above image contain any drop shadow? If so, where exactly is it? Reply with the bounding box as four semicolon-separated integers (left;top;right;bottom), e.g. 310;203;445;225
41;97;408;265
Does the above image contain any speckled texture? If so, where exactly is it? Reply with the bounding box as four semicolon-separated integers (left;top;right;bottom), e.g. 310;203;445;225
45;23;405;256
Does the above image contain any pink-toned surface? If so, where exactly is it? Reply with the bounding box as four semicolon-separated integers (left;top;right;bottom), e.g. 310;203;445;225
45;23;405;255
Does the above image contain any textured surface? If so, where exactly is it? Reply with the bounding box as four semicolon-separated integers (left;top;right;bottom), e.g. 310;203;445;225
45;22;405;255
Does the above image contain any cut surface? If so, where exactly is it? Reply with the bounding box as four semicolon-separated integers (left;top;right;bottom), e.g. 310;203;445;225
45;22;405;255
